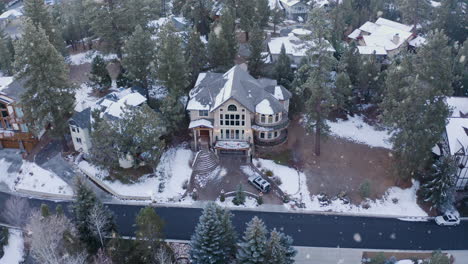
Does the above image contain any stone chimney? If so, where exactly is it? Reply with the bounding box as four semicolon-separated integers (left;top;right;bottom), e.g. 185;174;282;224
392;33;400;45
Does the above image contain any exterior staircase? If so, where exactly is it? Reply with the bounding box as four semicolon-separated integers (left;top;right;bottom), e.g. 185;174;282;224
192;149;219;175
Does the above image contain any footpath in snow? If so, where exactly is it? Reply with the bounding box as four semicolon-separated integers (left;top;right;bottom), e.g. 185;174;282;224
0;230;24;264
252;158;427;217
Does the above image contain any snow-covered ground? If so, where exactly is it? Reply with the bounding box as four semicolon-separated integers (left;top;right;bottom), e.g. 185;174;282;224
216;196;259;208
74;83;99;112
253;158;427;217
326;115;393;149
78;145;193;202
0;159;73;196
68;50;118;66
0;230;24;264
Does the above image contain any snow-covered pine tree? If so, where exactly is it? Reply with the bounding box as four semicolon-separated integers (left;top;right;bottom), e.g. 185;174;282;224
181;0;214;36
159;94;186;133
155;22;188;97
232;183;246;205
274;44;294;89
278;231;296;264
23;0;66;54
186;28;207;84
256;0;270;29
334;71;353;113
432;0;467;44
300;7;337;156
89;116;121;169
0;29;14;75
356;53;384;103
122;25;155;99
266;229;287;264
135;207;165;262
271;4;284;35
421;156;457;211
396;0;431;28
88;55;112;92
14;20;76;140
247;24;267;78
215;205;238;259
452;42;468;97
207;31;232;72
190;202;231;264
220;7;238;66
237;216;268;264
121;0;162;33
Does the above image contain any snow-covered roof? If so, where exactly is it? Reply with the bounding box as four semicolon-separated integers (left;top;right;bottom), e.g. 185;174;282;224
357;46;387;55
291;28;312;36
279;0;302;7
348;29;361;40
187;65;287;114
264;85;292;101
104;92;147;118
430;0;441;7
148;16;189;31
445;118;468;155
188;119;214;129
268;33;335;57
215;140;250;150
256;99;274;115
0;9;23;20
375;17;414;32
447;97;468;118
359;21;380;33
0;77;14;92
408;36;426;47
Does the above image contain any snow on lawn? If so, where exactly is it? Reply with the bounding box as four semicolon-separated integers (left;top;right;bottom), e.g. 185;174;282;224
0;159;73;196
195;167;227;188
216;196;258;208
0;230;24;264
327;115;392;149
78;145;193;201
68;51;118;65
15;162;74;196
254;158;427;217
74;83;99;112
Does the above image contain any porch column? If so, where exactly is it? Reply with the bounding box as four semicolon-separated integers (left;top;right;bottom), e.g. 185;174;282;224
193;129;198;151
209;129;213;146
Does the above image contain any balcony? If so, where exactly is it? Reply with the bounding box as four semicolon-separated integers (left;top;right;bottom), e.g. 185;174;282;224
253;117;289;132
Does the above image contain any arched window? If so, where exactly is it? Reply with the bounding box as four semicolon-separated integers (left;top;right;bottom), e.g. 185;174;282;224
228;105;237;111
261;114;266;123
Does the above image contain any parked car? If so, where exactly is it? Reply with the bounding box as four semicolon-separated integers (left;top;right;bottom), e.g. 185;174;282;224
248;176;271;193
435;213;460;226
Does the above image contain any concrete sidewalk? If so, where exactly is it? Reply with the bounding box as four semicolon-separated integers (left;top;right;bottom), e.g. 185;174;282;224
294;247;468;264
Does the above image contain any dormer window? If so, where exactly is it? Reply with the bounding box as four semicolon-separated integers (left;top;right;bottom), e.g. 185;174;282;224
199;110;209;117
228;105;237;111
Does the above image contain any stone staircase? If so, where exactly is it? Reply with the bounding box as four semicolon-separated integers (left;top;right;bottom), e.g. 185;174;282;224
192;149;219;175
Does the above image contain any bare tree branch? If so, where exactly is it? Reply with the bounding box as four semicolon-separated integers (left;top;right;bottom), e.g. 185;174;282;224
89;203;110;247
2;196;31;227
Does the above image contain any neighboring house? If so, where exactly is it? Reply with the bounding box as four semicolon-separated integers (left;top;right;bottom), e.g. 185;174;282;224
347;18;425;57
0;77;38;153
69;88;147;168
186;65;292;159
0;7;22;36
278;0;308;21
148;16;189;32
433;97;468;190
268;29;335;67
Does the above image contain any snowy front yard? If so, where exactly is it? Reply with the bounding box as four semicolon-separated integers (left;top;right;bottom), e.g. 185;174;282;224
0;159;73;196
78;145;194;202
0;230;24;264
68;50;118;66
253;158;427;217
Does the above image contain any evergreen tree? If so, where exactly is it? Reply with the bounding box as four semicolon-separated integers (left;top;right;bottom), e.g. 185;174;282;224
421;156;457;211
274;44;294;89
24;0;66;54
247;25;267;78
338;43;361;86
271;4;284;35
220;7;238;66
334;72;353;112
159;94;186;134
232;184;246;205
0;1;5;14
14;20;75;140
181;0;213;36
432;0;467;43
155;22;188;97
186;28;208;84
237;0;256;40
356;54;384;103
88;55;112;92
121;0;162;31
397;0;431;27
256;0;270;29
121;25;155;99
300;7;337;156
40;204;50;218
266;229;286;264
453;41;468;96
237;216;268;264
278;231;296;264
55;0;91;50
135;207;165;262
116;68;132;88
207;31;232;72
190;203;237;264
0;29;14;75
428;250;450;264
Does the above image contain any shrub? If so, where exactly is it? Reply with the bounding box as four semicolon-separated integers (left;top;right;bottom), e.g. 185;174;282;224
182;180;188;190
359;180;371;198
265;170;274;177
220;192;225;202
283;194;290;203
192;189;198;201
232;184;246;205
369;252;386;264
158;182;165;193
257;195;263;205
273;176;282;185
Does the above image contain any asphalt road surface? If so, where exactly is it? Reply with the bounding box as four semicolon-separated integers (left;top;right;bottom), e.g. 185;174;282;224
1;191;467;250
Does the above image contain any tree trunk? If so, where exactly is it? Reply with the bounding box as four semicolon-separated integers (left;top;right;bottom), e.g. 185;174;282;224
315;119;321;156
245;31;249;42
62;134;69;153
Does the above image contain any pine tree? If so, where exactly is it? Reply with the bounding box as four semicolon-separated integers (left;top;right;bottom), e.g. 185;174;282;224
237;216;268;264
432;0;467;43
0;29;14;75
356;54;384;103
23;0;66;54
237;0;256;40
247;24;267;78
220;7;238;65
55;0;91;51
159;94;186;134
300;7;337;156
232;184;246;205
266;229;286;264
0;1;5;14
181;0;214;36
334;71;353;112
186;28;207;84
338;43;361;86
190;203;237;264
397;0;431;27
122;25;155;99
14;20;75;140
155;22;188;97
274;44;294;89
88;55;112;92
121;0;162;32
256;0;270;29
278;231;296;264
453;41;468;96
271;4;284;35
135;207;165;262
421;156;457;211
207;31;232;72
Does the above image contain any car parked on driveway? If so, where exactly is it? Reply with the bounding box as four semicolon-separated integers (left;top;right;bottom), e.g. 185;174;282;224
248;175;271;193
435;213;460;226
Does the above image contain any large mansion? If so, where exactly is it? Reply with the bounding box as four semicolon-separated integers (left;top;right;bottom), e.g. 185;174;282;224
187;65;292;158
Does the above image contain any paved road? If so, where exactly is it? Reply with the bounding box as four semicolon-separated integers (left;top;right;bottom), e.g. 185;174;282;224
1;191;467;250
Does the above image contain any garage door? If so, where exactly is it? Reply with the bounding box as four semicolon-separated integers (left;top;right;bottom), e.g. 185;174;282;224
219;150;246;156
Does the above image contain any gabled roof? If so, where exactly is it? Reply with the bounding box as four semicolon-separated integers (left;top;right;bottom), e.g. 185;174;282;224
187;65;287;114
264;85;292;101
70;107;91;129
375;18;414;32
